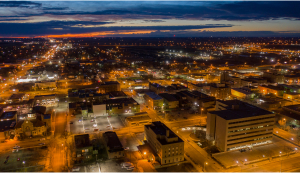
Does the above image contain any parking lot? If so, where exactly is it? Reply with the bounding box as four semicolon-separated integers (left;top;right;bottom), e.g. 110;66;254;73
75;159;139;172
70;116;125;134
0;146;47;171
212;136;299;168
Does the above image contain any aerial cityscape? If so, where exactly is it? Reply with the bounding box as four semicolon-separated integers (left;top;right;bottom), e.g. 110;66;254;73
1;1;300;172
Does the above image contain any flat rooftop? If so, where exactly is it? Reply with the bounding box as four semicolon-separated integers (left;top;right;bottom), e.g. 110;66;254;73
103;131;124;152
158;93;178;102
145;92;163;100
211;100;273;120
259;85;284;90
0;111;17;119
231;88;253;95
145;121;183;145
8;94;25;100
105;98;138;105
108;91;127;97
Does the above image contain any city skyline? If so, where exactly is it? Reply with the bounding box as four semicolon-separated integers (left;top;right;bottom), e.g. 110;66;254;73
1;1;300;37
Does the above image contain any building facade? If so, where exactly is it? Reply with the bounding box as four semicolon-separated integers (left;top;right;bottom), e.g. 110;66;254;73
207;100;275;152
144;122;184;165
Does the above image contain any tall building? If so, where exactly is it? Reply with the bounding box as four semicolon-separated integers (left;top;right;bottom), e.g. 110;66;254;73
207;100;275;152
144;121;184;165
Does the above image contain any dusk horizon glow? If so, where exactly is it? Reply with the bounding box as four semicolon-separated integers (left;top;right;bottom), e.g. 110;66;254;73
1;1;300;38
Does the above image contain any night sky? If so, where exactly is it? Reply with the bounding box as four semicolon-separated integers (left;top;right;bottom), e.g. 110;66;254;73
1;1;300;38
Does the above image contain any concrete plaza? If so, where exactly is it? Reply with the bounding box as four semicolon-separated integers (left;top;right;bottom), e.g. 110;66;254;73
212;136;299;168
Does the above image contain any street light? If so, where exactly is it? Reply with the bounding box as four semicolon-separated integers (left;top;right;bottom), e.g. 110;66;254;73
280;151;282;173
203;162;208;172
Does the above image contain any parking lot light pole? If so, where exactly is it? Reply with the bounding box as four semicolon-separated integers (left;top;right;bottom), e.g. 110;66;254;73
203;162;208;172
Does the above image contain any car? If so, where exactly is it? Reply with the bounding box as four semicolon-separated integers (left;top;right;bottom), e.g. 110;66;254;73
93;124;97;127
39;143;45;145
240;149;246;152
12;149;18;152
13;145;20;149
124;147;129;150
4;160;8;164
121;162;134;168
78;119;82;122
91;119;95;122
40;138;45;141
183;117;188;119
70;121;73;124
72;167;80;172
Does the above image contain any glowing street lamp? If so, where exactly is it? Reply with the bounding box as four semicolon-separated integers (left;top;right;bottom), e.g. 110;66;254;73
204;162;208;172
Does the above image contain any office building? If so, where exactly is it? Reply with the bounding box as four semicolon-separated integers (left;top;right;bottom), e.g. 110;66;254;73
207;100;275;152
144;121;184;165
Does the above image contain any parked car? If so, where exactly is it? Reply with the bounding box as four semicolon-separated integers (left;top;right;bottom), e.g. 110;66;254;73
13;145;20;149
121;162;134;169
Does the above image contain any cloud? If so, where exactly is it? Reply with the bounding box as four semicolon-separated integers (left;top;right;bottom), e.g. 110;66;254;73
1;1;300;21
0;1;300;37
143;20;165;23
0;1;41;8
0;21;233;37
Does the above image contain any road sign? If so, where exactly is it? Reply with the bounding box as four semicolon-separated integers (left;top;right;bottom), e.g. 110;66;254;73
93;150;98;155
